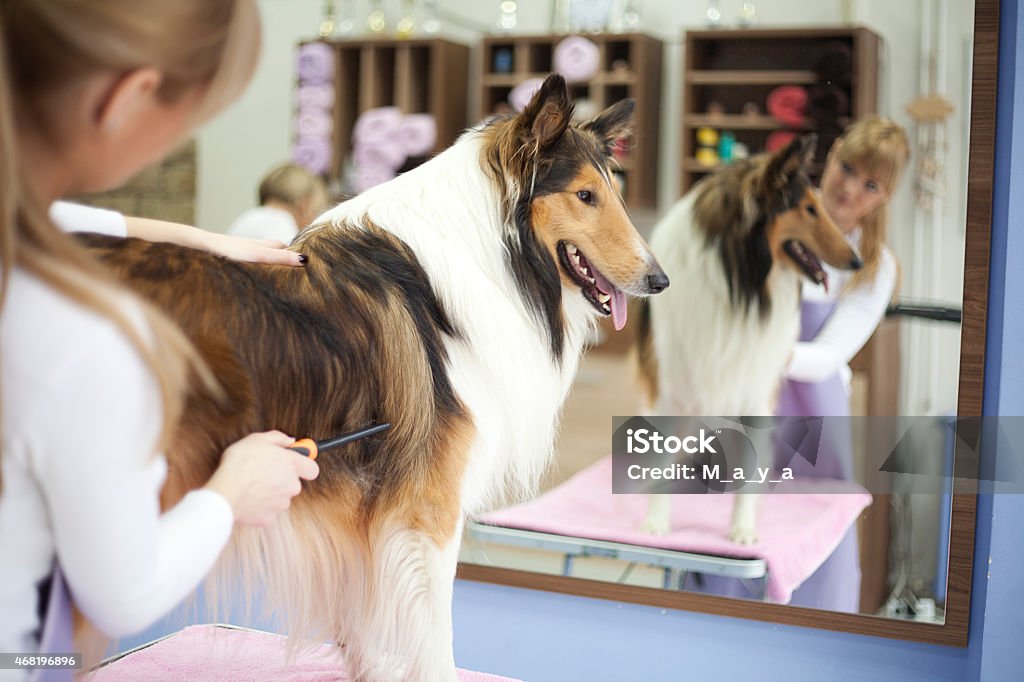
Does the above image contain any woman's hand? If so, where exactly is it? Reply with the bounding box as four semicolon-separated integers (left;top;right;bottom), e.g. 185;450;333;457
124;216;307;266
204;430;320;527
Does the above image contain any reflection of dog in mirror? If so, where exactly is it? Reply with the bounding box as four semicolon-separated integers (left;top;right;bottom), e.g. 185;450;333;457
81;75;668;681
635;135;861;544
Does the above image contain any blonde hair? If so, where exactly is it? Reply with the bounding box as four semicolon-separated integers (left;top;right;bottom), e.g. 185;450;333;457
259;163;328;209
0;0;261;490
828;115;910;290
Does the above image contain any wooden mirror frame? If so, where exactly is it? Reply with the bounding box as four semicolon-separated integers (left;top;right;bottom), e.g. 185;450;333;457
457;0;997;647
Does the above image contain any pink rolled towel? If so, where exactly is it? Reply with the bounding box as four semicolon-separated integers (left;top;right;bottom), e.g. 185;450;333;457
353;139;408;173
296;42;335;85
508;77;544;113
296;109;333;139
554;36;600;83
766;85;809;127
297;83;335;111
292;136;332;175
354;164;396;193
397;114;437;157
353;106;404;147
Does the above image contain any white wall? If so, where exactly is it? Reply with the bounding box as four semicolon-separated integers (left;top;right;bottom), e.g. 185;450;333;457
197;0;974;415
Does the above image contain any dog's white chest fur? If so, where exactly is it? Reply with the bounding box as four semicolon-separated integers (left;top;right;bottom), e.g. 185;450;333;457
648;193;801;415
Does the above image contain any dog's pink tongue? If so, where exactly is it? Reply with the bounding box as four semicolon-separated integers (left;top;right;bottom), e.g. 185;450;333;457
592;268;628;331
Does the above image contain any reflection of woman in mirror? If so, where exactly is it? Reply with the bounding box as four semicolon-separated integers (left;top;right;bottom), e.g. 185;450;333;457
778;116;910;612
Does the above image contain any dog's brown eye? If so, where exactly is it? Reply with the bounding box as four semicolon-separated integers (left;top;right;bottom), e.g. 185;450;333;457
577;190;595;205
804;204;818;217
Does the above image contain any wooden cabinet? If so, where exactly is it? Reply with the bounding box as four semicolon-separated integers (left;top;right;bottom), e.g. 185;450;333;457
299;38;469;181
479;34;663;210
680;27;880;195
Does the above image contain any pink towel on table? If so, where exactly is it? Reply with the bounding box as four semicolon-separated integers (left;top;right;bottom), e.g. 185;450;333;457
292;137;332;175
397;114;437;157
352;106;403;147
89;625;522;681
478;456;871;604
297;84;336;111
296;42;335;86
554;36;600;83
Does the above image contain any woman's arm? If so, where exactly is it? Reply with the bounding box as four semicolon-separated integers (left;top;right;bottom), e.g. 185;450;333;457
34;323;234;637
50;201;306;266
786;248;898;383
124;216;306;266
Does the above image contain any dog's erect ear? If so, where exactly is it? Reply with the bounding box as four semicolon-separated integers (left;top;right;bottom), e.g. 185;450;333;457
583;99;636;154
769;133;817;177
759;133;817;193
519;74;573;149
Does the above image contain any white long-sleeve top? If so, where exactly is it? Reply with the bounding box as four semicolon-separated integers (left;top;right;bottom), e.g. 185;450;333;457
786;229;897;389
0;204;233;664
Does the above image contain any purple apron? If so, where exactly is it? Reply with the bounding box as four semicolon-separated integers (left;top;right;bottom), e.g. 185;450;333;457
31;564;75;682
682;300;861;612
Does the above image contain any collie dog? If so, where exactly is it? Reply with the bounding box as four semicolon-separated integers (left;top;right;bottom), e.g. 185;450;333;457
636;135;860;544
81;75;667;681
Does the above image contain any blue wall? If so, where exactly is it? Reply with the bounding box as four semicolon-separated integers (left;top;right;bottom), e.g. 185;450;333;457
449;3;1024;680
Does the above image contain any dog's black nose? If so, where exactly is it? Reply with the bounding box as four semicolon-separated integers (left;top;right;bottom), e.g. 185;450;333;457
849;255;863;270
647;272;670;293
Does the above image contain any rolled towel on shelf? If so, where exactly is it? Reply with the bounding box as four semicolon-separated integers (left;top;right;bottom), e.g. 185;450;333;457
353;106;404;147
766;85;809;127
292;136;332;175
297;83;335;111
296;108;333;139
508;77;545;113
396;114;437;157
553;35;600;83
353;139;408;173
296;42;335;85
354;164;397;193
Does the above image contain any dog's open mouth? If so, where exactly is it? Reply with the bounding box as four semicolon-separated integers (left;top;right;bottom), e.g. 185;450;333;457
784;240;829;292
557;241;628;330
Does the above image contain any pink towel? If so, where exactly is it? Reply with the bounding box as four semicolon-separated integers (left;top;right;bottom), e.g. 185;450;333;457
508;78;544;113
296;42;335;86
292;137;332;175
353;164;396;193
397;114;437;157
352;106;403;147
89;625;522;681
478;456;871;604
766;85;809;127
553;36;600;83
296;109;333;139
353;140;407;173
297;84;335;111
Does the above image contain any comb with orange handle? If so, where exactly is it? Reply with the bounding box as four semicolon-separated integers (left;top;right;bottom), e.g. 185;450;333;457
289;423;391;460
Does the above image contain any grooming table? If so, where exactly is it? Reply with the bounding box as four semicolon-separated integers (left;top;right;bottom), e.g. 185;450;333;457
473;456;871;603
89;624;522;681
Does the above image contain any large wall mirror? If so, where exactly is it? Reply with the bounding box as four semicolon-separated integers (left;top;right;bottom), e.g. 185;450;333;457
458;0;996;647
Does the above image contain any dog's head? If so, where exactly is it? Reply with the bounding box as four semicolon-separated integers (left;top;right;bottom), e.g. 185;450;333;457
483;75;667;337
694;134;862;310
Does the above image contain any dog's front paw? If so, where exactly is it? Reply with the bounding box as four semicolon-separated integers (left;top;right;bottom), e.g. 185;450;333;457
728;524;758;545
642;515;672;536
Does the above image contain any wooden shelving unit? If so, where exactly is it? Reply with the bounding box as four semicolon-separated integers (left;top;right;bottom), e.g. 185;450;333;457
479;33;663;210
680;27;880;195
300;38;469;181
